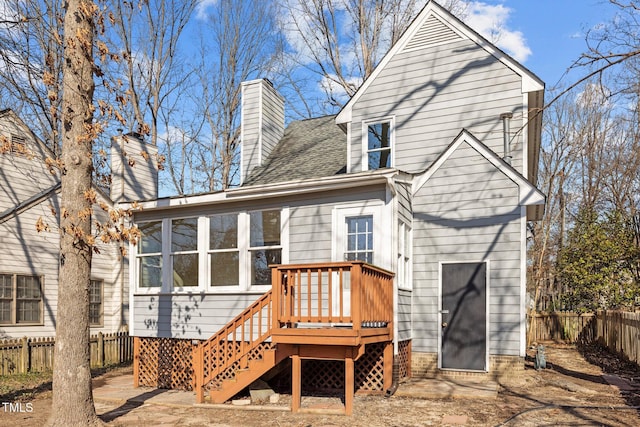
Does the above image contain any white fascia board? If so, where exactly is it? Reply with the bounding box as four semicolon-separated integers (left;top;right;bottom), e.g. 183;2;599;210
412;129;545;206
125;170;399;213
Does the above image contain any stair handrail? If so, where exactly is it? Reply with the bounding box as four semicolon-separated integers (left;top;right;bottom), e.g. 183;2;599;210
194;290;273;402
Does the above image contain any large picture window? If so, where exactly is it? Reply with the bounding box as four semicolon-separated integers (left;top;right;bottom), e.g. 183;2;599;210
138;221;162;288
249;210;282;286
171;218;199;288
0;274;43;325
209;214;239;287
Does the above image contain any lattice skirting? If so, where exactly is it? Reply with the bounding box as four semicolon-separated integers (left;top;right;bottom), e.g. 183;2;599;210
136;337;194;391
135;338;392;393
272;342;388;394
397;339;411;379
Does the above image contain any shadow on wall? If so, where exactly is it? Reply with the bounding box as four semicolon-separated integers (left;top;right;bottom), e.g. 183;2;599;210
144;293;205;338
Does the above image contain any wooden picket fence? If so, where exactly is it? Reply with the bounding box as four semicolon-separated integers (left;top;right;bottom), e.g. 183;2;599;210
529;311;640;366
0;330;133;375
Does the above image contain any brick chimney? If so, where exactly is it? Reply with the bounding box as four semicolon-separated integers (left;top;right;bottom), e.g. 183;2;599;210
240;79;285;184
110;132;159;203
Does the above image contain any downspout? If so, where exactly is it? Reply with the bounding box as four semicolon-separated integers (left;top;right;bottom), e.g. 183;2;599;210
500;112;513;165
385;358;400;397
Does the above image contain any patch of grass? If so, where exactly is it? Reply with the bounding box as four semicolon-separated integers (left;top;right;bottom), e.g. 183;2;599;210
0;371;53;401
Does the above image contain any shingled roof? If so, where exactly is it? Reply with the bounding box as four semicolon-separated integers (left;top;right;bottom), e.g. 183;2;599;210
243;115;346;186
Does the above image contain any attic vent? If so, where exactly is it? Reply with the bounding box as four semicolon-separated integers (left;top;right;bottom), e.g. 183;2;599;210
10;135;27;155
404;14;461;51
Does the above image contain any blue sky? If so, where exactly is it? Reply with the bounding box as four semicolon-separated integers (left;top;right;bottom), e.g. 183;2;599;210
474;0;616;89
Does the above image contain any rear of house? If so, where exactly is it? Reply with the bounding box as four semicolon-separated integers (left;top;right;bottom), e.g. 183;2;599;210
126;0;545;410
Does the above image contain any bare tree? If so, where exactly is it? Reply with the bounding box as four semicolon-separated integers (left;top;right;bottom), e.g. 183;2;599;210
190;0;279;191
0;0;64;155
49;0;100;424
108;0;198;145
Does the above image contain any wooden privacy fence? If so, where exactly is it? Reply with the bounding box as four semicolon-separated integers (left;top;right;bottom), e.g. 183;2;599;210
595;311;640;367
0;330;133;375
529;311;640;366
528;312;596;343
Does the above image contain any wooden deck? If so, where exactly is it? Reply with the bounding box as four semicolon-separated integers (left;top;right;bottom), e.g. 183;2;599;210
191;261;395;414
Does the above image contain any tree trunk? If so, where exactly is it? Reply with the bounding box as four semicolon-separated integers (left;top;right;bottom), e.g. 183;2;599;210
49;0;100;425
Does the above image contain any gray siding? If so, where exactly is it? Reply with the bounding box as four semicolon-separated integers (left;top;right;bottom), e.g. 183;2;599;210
133;293;263;339
396;181;412;224
398;289;412;341
349;38;524;176
132;185;388;339
411;140;523;356
110;135;158;203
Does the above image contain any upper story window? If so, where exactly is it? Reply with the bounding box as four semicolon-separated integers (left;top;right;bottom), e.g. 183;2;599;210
138;221;162;288
171;218;199;288
364;118;394;170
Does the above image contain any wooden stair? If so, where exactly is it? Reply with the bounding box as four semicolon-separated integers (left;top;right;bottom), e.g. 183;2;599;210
193;290;278;404
192;262;396;412
208;347;291;403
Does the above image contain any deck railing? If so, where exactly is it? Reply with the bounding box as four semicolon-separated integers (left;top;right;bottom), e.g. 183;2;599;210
272;261;394;331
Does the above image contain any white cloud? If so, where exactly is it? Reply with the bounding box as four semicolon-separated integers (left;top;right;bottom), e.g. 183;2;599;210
463;1;531;63
195;0;218;21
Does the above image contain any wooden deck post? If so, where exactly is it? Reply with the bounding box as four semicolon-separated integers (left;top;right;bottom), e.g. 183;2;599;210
351;263;362;332
194;343;205;403
292;353;301;413
345;355;354;416
383;341;393;391
133;337;140;388
272;266;280;331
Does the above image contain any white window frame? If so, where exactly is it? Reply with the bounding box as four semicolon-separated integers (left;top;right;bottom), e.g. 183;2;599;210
207;212;241;292
135;208;289;294
361;116;395;171
332;203;390;270
89;279;104;327
170;217;201;291
135;220;165;294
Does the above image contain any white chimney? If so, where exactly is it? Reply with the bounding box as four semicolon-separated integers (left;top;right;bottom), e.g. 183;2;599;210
240;79;285;184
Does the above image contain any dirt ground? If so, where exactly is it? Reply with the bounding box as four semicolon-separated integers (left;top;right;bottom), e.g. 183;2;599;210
3;342;640;426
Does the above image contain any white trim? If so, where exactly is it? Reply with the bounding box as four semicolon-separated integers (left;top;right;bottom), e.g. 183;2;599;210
336;1;543;125
126;169;399;212
346;122;352;173
438;260;490;373
331;202;390;270
361;116;395;172
412;129;545;206
521;93;529;181
129;238;136;335
520;205;527;357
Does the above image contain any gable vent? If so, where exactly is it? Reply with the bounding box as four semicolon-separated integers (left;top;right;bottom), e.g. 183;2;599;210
404;14;461;51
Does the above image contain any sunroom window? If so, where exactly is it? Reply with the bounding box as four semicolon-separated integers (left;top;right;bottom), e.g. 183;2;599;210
171;218;199;288
138;221;162;288
209;213;239;287
249;210;281;286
